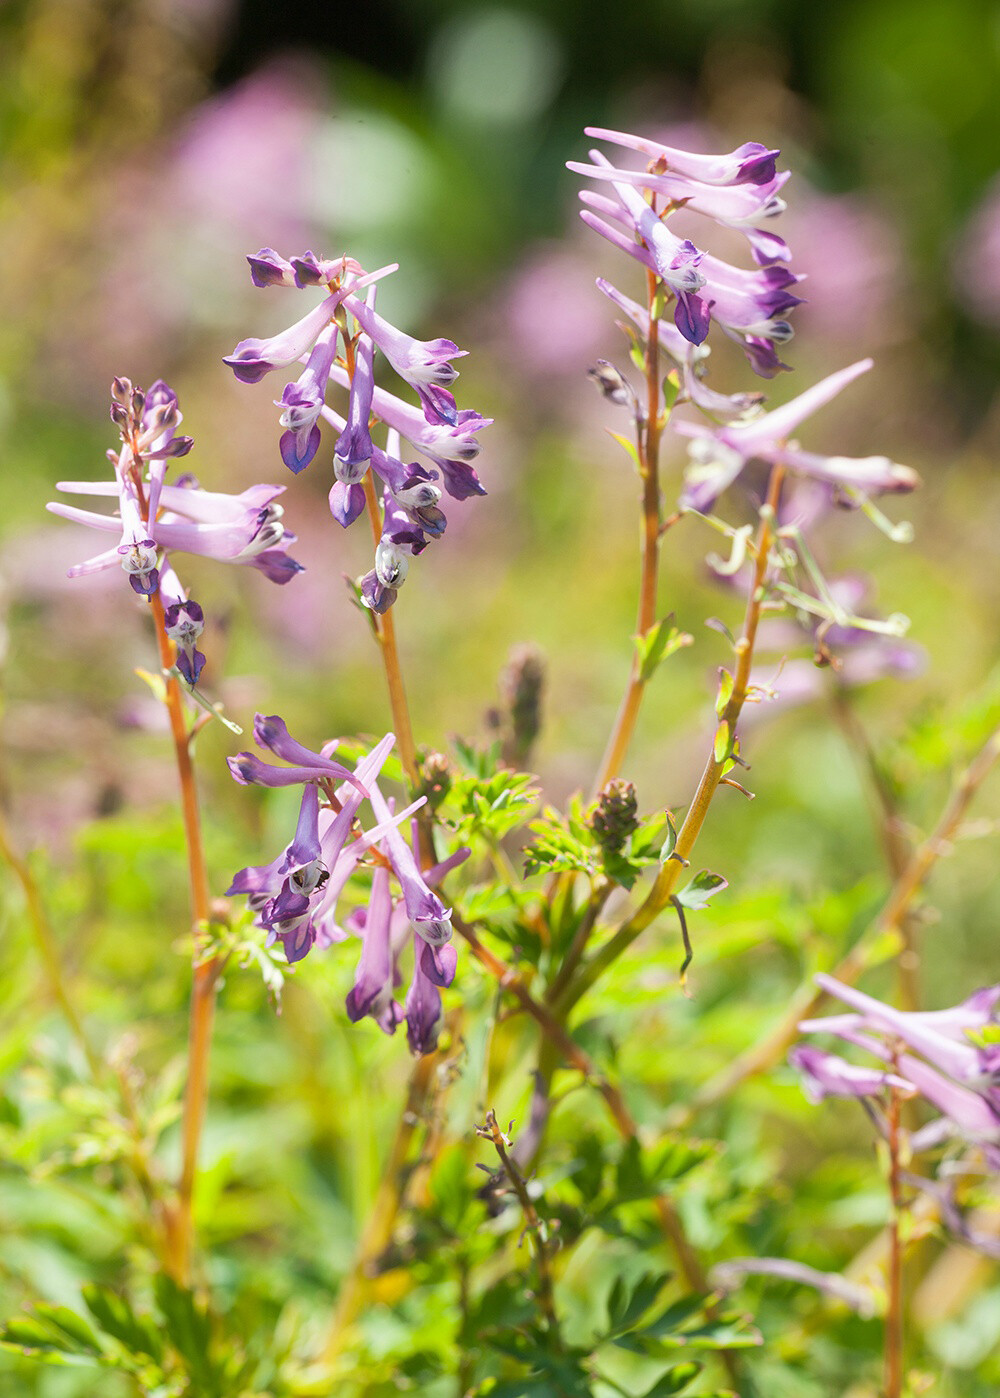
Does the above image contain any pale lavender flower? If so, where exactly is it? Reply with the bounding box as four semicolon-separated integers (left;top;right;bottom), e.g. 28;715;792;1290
796;975;1000;1160
676;359;919;509
159;562;206;686
789;1045;915;1103
584;127;780;186
342;291;467;423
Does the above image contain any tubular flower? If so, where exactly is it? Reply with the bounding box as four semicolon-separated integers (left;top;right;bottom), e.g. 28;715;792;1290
674;358;920;510
570;129;799;368
224;247;490;608
46;379;303;686
226;716;466;1053
794;975;1000;1164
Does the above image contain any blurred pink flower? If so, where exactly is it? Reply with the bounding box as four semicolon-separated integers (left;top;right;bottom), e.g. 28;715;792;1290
169;57;323;245
781;189;902;345
501;244;610;375
953;176;1000;328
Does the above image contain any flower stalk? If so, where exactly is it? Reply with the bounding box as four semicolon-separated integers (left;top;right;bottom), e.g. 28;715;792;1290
557;465;786;1017
148;588;218;1284
593;268;667;793
884;1082;906;1398
477;1109;561;1343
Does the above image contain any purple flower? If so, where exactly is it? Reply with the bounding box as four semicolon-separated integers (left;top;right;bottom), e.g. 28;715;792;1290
160;563;206;685
326;367;490;497
276;323;339;473
789;1045;915;1103
368;777;452;947
51;476;303;585
584;126;781;186
290;250;365;288
333;287;377;484
405;936;457;1055
227;730;417;964
675;359;919;510
342;291;467;423
359;483;430;614
796;975;1000;1158
581;189;800;369
227;712;371;796
247;247;298;288
224;292;347;384
223;262;396;384
573;127;799;368
344;864;404;1033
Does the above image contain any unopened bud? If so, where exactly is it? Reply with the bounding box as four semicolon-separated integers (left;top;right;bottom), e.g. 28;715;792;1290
588;359;632;406
589;778;639;853
501;644;545;765
111;376;132;404
417;750;452;811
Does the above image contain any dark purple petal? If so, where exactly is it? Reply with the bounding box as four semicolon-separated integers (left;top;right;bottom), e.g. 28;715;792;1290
673;290;711;345
279;424;322;474
419;939;457;988
248;548;304;584
248;248;297;288
430;456;487;500
328;480;367;527
360;568;397;613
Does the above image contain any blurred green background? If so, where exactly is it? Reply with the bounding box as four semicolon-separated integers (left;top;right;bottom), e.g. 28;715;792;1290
2;1;1000;1393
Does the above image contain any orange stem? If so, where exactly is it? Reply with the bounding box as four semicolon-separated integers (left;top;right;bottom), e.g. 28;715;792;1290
149;589;216;1285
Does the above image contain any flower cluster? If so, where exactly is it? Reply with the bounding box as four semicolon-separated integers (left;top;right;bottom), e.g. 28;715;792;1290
570;127;801;374
572;130;920;521
227;715;465;1054
47;378;302;684
224;249;491;612
793;973;1000;1166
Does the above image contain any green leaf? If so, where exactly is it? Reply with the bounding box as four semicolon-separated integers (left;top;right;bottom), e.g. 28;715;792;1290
82;1285;163;1364
152;1276;215;1387
675;870;728;912
635;615;693;683
524;804;596;880
715;668;734;717
640;1361;702;1396
713;720;730;764
32;1305;102;1355
606;1271;672;1333
3;1318;77;1354
607;430;642;471
657;811;679;863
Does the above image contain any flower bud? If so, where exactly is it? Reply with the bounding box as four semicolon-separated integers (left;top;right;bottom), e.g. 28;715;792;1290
501;644;545;764
589;778;639;853
416;750;452;811
587;359;633;406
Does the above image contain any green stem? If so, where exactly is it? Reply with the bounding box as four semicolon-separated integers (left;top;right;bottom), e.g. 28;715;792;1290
557;467;786;1018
